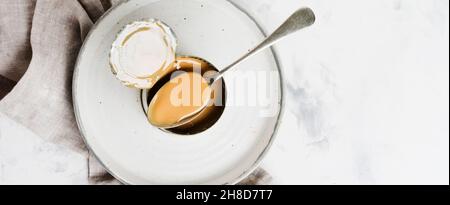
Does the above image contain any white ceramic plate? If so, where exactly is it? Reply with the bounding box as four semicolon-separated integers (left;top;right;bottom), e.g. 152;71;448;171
73;0;283;184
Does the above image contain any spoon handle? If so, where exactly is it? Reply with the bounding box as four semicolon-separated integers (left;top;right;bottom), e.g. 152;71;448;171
212;7;315;83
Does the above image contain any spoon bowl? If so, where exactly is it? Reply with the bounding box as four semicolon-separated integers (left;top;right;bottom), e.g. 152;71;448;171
146;57;225;130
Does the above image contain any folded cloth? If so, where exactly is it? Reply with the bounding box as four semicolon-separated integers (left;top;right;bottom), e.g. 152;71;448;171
0;76;15;100
0;0;271;185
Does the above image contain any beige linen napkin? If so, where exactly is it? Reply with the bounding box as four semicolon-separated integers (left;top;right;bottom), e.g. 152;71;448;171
0;0;271;185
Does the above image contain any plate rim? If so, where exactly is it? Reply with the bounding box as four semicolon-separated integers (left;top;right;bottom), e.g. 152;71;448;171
72;0;286;185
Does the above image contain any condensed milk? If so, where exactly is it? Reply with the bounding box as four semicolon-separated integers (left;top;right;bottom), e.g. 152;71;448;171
146;57;226;134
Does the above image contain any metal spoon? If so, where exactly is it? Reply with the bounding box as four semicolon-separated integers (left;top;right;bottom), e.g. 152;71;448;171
149;7;316;129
